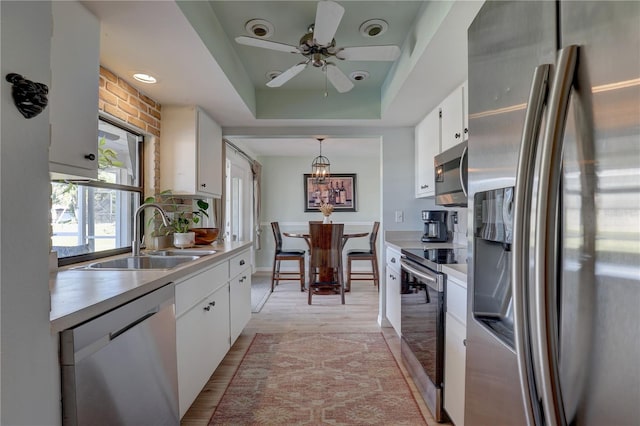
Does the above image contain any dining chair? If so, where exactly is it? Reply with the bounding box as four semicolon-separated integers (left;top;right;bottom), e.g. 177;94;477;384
270;222;305;292
308;223;345;304
346;221;380;291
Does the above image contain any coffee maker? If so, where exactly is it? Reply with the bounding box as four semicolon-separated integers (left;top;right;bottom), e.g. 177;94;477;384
421;210;449;242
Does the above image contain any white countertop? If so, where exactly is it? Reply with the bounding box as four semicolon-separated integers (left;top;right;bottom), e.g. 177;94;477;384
441;263;468;285
49;240;252;333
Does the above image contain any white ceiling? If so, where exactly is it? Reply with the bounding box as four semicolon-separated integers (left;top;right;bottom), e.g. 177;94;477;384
82;0;483;157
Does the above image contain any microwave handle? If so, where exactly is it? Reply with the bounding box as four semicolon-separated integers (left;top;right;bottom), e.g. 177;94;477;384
459;145;468;198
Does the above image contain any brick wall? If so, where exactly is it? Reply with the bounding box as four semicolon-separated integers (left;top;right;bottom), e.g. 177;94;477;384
98;66;161;194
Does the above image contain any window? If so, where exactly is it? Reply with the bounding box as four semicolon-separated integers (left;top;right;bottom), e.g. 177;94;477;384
52;118;144;264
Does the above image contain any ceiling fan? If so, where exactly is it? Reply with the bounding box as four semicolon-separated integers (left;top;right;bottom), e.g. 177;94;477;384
235;0;401;93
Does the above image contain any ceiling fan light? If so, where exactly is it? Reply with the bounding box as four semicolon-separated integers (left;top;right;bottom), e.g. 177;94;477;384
359;19;388;38
244;19;274;39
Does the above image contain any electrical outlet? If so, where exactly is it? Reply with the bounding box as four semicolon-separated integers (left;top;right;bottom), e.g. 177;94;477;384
395;210;404;223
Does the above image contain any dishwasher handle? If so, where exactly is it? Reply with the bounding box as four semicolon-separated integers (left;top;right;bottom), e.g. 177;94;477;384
109;309;158;341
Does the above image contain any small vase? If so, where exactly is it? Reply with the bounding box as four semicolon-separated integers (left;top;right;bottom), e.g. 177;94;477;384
323;216;330;224
173;232;195;249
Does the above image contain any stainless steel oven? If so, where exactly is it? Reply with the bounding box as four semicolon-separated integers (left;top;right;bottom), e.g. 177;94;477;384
400;248;457;423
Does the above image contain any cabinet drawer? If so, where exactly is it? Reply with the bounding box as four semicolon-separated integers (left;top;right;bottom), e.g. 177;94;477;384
229;249;250;278
176;262;228;316
386;247;401;274
447;277;467;325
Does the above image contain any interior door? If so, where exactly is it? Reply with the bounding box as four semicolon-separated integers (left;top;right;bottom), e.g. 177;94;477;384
225;158;252;243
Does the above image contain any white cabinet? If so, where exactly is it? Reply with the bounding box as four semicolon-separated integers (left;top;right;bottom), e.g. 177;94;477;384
229;250;252;344
415;107;440;198
176;262;230;418
49;1;100;180
385;245;402;334
440;84;465;152
161;106;223;198
444;274;467;426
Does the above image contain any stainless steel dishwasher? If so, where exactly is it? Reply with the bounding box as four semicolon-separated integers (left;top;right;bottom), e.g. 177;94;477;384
60;283;179;425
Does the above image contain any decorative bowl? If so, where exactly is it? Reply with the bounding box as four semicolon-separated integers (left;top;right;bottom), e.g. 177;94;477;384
191;228;220;245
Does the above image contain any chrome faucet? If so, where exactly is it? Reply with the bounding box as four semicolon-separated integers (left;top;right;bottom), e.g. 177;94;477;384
132;203;170;256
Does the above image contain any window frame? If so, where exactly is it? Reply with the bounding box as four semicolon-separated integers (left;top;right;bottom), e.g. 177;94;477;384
54;116;145;266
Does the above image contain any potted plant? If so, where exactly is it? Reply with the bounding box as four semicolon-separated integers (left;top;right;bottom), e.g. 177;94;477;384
144;191;210;249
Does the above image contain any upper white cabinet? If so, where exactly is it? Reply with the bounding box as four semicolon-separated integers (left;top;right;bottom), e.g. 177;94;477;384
161;106;223;198
415;107;440;198
49;1;100;180
440;82;467;152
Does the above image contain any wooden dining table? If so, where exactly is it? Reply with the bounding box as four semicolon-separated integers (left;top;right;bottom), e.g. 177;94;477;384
283;229;369;290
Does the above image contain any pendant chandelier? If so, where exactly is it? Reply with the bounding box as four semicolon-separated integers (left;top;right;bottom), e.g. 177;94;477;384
311;137;330;183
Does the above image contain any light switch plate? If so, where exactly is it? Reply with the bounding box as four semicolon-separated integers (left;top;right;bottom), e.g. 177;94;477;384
395;210;404;222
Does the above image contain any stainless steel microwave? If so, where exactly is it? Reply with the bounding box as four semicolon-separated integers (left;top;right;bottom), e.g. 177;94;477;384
434;141;468;207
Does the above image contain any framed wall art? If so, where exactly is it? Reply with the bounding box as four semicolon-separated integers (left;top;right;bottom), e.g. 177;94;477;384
304;173;357;212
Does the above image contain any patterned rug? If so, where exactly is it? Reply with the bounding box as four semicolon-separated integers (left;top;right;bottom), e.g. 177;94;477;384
208;333;428;425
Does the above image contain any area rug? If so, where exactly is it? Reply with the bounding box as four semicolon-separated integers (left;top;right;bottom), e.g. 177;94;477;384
208;332;428;425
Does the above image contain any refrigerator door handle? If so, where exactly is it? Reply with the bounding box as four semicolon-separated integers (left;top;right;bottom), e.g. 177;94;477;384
535;44;579;426
513;63;551;426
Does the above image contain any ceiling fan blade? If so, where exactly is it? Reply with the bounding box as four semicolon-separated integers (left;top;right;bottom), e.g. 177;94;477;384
336;45;401;61
325;64;354;93
235;36;299;54
313;0;345;47
266;62;308;88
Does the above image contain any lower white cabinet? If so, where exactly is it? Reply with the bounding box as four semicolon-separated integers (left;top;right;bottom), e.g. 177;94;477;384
177;281;230;418
444;274;467;426
229;252;251;344
385;245;402;334
176;247;253;418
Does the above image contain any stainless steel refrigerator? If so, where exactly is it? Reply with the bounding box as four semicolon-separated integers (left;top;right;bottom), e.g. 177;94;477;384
465;1;640;425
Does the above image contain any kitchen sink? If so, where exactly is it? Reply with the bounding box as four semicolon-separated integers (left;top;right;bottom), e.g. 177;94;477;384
82;255;200;270
146;249;217;257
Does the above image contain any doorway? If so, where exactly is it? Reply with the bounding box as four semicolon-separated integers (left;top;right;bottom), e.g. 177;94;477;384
225;157;252;244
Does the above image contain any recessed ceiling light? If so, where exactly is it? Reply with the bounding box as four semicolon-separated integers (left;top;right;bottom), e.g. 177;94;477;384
266;70;282;81
350;71;370;82
133;73;157;84
359;19;389;38
245;19;274;39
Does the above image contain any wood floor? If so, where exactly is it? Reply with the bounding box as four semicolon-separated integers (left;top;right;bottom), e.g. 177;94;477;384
180;272;443;425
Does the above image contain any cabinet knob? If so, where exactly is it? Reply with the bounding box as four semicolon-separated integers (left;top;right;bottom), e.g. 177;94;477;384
420;184;428;189
239;259;245;266
464;128;469;134
203;305;211;311
84;153;96;161
200;183;207;188
209;301;216;307
463;339;467;347
455;132;461;139
391;258;396;263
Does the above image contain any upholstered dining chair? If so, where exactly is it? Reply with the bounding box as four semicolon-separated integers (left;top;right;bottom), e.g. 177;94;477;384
270;222;305;292
346;221;380;291
308;222;345;304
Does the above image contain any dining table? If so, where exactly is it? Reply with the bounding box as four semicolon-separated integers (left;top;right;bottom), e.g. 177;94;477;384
283;228;369;291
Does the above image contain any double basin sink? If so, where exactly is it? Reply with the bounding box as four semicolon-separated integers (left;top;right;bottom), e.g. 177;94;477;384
79;249;217;271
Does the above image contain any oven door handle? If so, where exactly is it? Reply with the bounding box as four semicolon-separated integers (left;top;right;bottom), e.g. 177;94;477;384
400;259;443;292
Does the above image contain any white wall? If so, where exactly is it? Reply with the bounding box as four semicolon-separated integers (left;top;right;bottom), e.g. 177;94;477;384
1;1;61;424
256;154;381;270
